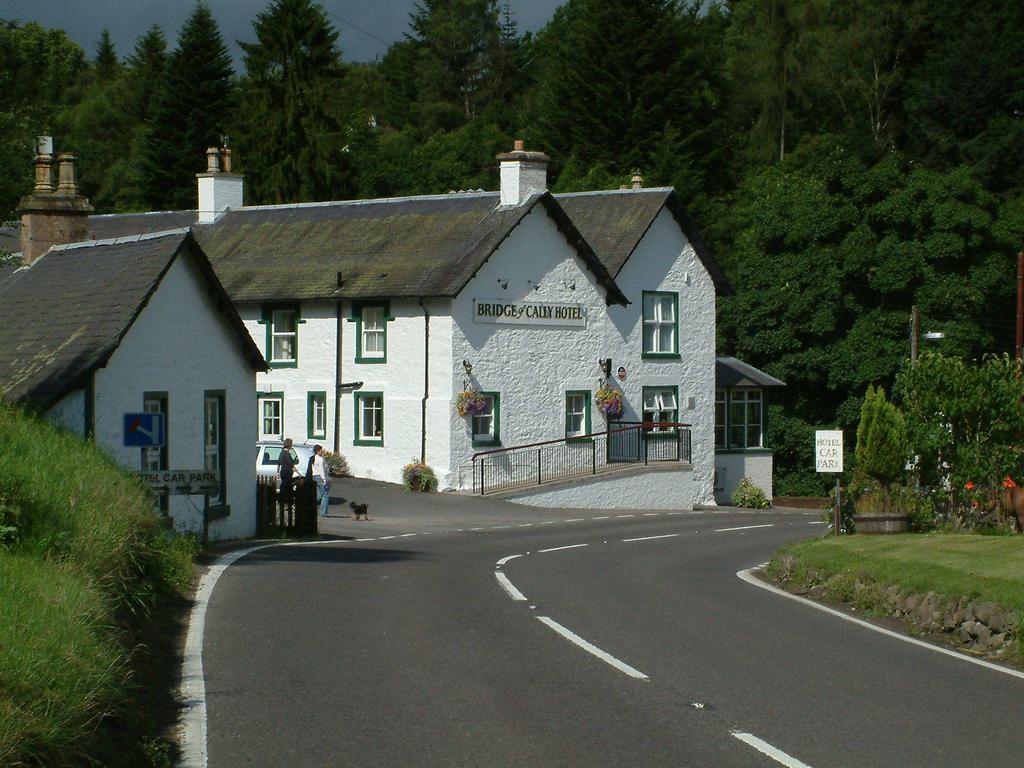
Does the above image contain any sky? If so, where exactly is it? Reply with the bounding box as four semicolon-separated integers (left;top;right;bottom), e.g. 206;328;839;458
0;1;565;65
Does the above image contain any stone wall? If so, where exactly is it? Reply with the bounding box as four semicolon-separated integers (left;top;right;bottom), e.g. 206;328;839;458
773;555;1020;660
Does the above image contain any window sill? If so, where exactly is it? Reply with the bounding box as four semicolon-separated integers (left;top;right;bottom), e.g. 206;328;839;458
715;447;772;455
472;438;501;448
354;356;387;364
641;352;681;360
354;438;384;447
565;436;594;444
308;433;326;441
268;361;298;369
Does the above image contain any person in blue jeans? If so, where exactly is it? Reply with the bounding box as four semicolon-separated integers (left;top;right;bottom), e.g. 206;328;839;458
312;445;330;517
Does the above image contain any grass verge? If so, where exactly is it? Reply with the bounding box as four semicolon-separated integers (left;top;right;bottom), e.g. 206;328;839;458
0;403;198;766
771;534;1024;610
768;533;1024;666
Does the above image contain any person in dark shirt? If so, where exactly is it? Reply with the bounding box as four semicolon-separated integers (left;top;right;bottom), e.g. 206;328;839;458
277;437;299;499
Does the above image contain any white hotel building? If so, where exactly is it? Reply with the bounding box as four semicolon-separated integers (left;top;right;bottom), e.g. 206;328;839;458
4;141;781;509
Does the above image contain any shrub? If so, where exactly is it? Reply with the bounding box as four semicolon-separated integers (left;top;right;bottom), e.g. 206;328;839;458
732;478;770;508
402;461;438;492
855;385;908;508
322;450;350;478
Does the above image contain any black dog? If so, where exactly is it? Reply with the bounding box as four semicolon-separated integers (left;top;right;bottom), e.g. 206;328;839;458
350;501;369;521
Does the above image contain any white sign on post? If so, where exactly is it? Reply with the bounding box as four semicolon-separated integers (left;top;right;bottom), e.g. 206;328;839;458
815;430;844;473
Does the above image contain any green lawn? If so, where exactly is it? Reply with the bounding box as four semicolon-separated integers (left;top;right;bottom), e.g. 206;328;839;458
776;534;1024;611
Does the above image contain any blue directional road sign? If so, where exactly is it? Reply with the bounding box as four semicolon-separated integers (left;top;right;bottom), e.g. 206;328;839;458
124;413;165;447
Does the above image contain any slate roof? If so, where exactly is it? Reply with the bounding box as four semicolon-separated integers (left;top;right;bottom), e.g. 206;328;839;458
0;231;266;409
90;210;197;239
716;357;786;388
0;225;19;255
556;188;732;295
190;191;629;305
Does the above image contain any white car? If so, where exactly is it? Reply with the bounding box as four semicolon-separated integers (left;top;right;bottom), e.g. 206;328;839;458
256;442;315;483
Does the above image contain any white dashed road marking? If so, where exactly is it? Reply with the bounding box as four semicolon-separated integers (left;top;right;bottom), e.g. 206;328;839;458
537;616;649;680
715;524;774;533
622;533;679;543
539;543;590;553
731;732;814;768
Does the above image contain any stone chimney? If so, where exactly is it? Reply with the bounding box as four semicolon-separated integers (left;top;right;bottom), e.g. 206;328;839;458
196;141;243;223
18;137;94;265
496;139;549;207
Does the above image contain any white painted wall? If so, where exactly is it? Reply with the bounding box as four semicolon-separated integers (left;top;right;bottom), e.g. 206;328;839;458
609;206;717;505
92;253;258;539
241;301;337;452
449;201;716;508
505;466;694;510
47;388;84;435
715;452;774;504
339;298;453;484
449;205;614;489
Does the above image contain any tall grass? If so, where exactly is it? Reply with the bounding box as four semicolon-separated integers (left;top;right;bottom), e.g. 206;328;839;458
0;403;196;765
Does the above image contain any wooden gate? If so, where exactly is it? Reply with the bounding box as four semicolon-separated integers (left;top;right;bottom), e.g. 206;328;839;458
257;474;317;535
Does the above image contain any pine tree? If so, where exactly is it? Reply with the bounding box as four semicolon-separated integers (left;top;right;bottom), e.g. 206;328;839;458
139;2;234;211
407;0;503;132
237;0;348;204
529;0;724;193
855;385;908;510
94;29;120;82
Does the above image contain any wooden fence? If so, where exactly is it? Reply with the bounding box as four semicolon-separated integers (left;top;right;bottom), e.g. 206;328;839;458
257;474;317;536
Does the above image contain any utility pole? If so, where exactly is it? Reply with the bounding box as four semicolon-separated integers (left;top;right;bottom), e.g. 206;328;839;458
910;305;920;362
1016;252;1023;360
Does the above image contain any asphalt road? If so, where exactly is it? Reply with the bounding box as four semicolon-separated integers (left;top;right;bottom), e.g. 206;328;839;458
201;489;1024;767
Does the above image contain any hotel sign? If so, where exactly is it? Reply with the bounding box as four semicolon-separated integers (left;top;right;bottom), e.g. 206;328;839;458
473;299;587;328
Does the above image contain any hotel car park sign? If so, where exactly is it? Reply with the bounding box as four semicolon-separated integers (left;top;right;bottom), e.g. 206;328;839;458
473;299;587;328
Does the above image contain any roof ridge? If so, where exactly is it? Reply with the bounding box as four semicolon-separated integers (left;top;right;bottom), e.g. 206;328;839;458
555;187;673;198
91;209;196;219
46;228;190;254
229;190;500;215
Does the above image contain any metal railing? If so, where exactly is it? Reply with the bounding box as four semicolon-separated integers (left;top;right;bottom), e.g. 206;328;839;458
470;422;691;495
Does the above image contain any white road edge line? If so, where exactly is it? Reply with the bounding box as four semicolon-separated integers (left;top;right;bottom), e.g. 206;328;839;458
539;543;590;553
496;554;522;566
593;515;611;520
737;567;1024;682
495;571;528;601
565;518;586;523
537;616;648;680
180;544;266;768
622;533;679;543
715;524;774;533
731;731;814;768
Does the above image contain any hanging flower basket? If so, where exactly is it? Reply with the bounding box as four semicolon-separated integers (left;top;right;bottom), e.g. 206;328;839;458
595;384;623;418
456;389;487;417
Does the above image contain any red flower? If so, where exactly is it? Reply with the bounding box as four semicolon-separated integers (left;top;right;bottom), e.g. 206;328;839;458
964;481;975;491
1003;477;1018;489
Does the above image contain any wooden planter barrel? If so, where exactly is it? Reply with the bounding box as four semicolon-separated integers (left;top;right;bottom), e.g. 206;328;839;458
852;514;911;534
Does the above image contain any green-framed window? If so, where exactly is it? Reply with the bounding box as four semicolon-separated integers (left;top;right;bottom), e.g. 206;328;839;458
642;385;678;434
259;303;303;368
641;291;679;359
565;390;591;439
204;390;227;508
354;391;384;446
349;301;392;363
307;391;327;440
258;391;284;441
716;388;767;451
142;392;168;513
472;392;500;447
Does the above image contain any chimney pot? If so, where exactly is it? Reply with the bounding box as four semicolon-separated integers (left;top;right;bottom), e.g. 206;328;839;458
55;153;80;195
513;139;525;151
206;147;221;173
631;168;643;190
36;136;53;155
32;154;54;194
